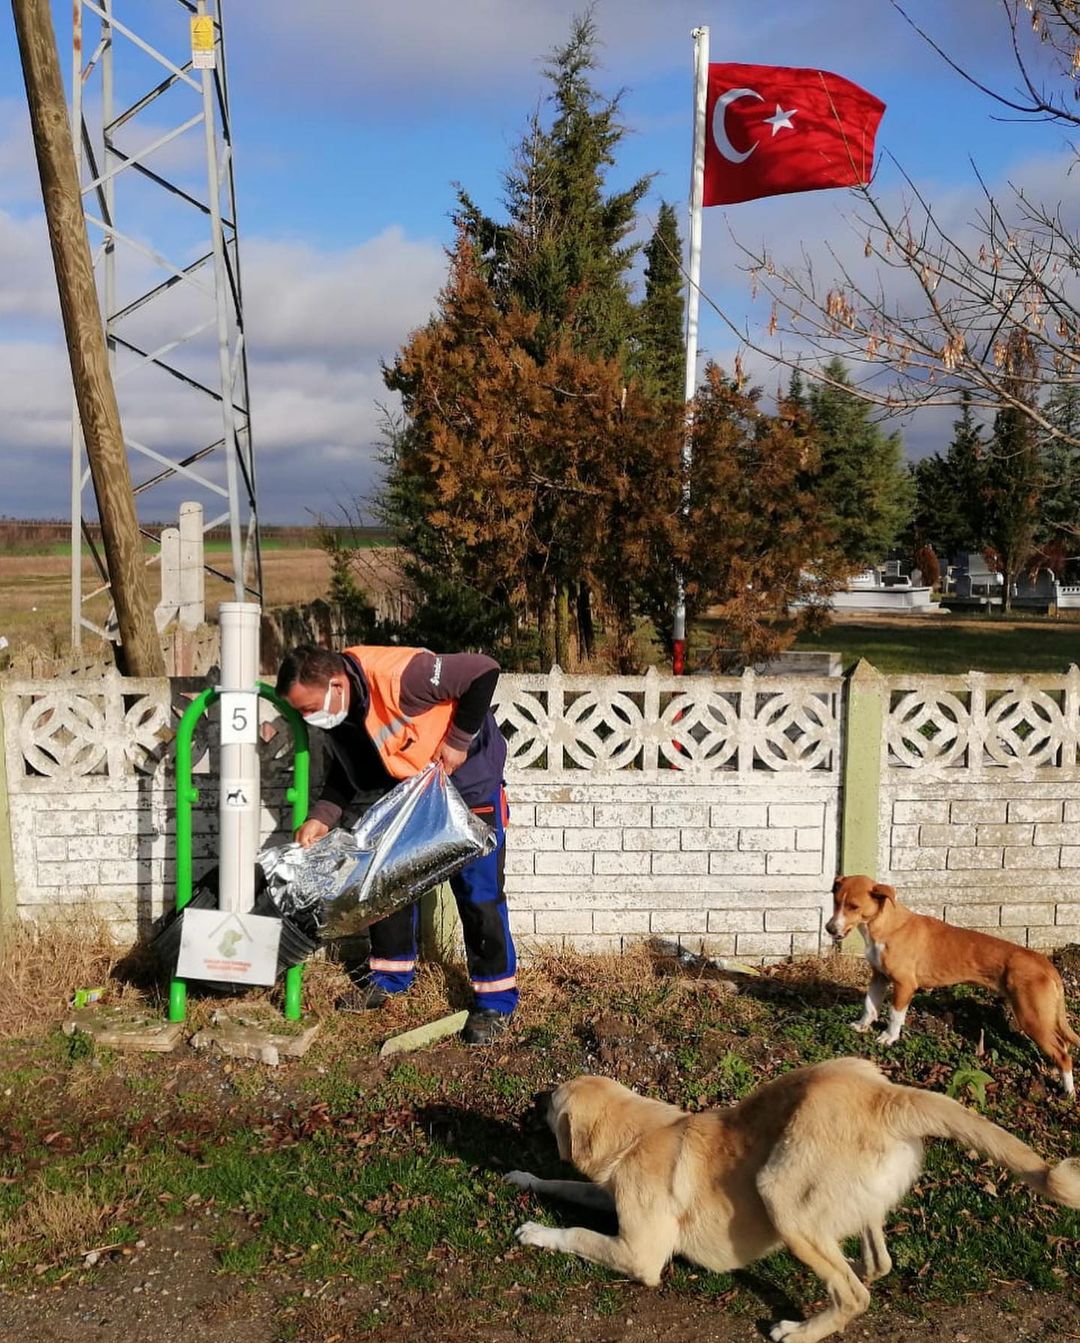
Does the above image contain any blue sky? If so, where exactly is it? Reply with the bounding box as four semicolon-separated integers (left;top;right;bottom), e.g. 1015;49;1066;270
0;1;1069;524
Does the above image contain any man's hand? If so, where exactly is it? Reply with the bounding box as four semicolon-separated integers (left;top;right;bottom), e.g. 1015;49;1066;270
295;818;330;848
437;741;468;775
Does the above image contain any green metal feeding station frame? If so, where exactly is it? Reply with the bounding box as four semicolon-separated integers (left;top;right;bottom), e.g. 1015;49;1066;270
169;604;311;1023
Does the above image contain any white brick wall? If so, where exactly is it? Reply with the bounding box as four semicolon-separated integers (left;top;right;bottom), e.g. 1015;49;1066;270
9;665;1080;964
491;666;842;961
881;782;1080;943
1;675;305;942
504;779;835;960
880;664;1080;950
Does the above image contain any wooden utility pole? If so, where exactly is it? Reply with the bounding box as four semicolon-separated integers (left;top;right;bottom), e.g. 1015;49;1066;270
13;0;165;677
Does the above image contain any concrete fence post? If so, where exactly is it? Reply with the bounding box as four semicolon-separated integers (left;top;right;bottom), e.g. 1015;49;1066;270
0;693;18;941
420;883;461;963
839;658;885;882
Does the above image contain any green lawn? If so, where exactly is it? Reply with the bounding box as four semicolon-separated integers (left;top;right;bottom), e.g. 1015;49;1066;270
793;617;1080;675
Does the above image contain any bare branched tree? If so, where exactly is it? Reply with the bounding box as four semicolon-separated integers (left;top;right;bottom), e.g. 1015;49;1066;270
720;0;1080;453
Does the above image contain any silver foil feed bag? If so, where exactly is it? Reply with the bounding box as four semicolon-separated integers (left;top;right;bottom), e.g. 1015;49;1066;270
258;764;496;939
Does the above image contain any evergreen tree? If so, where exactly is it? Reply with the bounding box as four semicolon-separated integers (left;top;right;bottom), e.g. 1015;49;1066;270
458;13;651;366
634;202;685;401
388;13;656;664
806;358;914;568
318;525;381;643
909;392;986;563
377;15;852;669
640;364;846;665
943;391;988;557
1038;380;1080;551
382;234;679;669
983;331;1043;612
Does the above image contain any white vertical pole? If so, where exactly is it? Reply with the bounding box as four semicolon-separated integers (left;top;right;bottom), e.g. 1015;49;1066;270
178;501;205;629
158;526;180;626
672;24;709;675
218;602;261;913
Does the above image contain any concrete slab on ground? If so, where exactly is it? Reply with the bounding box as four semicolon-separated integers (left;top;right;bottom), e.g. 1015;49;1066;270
61;1005;185;1053
189;1010;320;1066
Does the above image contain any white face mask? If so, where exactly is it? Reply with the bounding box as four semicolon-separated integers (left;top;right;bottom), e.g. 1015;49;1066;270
303;679;347;730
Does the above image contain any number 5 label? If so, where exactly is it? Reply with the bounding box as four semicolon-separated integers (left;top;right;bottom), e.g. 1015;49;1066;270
220;691;258;745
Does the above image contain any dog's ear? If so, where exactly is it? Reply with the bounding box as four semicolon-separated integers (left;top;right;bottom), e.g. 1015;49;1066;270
871;883;897;903
555;1101;594;1169
555;1109;575;1164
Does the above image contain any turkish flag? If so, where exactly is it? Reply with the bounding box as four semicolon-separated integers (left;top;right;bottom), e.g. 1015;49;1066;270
703;63;885;207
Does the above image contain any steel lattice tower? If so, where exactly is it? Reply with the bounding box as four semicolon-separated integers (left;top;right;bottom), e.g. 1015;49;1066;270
69;0;259;645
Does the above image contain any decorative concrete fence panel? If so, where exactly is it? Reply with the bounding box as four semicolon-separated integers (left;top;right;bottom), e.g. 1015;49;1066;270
0;672;302;941
492;666;842;960
3;662;1079;961
875;667;1080;948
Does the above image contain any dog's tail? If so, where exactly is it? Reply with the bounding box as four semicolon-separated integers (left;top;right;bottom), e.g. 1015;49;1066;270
890;1087;1080;1208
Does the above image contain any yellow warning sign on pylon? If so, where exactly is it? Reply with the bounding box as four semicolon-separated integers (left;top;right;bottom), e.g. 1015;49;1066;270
191;16;215;69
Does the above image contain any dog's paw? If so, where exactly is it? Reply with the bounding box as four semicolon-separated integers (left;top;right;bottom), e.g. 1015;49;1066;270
504;1170;538;1190
851;1020;874;1034
516;1221;558;1250
878;1034;901;1048
769;1321;807;1342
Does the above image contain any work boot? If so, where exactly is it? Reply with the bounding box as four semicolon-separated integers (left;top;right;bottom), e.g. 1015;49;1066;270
461;1008;511;1046
337;980;389;1013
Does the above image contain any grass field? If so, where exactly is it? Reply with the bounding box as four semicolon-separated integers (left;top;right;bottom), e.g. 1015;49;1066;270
4;538;1080;676
0;931;1076;1342
0;548;339;651
7;538;313;559
793;612;1080;675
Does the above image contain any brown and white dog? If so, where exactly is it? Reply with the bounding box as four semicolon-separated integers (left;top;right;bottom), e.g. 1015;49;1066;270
509;1061;1080;1343
827;874;1078;1096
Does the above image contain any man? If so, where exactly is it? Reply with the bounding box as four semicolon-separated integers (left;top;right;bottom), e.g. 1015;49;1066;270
276;642;516;1045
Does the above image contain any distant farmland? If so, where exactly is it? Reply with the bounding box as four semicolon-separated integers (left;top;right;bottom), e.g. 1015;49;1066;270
0;519;391;555
0;529;404;656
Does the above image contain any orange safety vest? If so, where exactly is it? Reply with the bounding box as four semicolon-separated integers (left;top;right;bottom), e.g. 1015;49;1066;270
343;645;455;781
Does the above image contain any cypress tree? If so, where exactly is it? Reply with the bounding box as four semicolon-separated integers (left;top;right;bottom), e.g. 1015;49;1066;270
910;391;986;563
806;358;914;568
1038;379;1080;551
983;332;1043;612
457;12;652;365
635;201;685;401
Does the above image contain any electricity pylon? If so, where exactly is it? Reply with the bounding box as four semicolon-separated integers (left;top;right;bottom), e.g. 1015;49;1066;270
70;0;260;644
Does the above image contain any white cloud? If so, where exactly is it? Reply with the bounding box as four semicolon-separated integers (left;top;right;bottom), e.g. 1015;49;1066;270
0;75;447;519
234;0;1015;112
0;223;444;521
243;228;447;364
0;209;58;322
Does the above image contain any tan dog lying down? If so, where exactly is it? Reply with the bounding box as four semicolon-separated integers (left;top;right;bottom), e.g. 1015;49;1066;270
508;1060;1080;1343
828;874;1078;1096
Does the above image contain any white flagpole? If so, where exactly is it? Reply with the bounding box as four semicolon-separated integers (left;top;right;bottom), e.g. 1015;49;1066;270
672;24;709;675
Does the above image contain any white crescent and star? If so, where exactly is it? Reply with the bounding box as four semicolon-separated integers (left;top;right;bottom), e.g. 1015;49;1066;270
712;87;799;163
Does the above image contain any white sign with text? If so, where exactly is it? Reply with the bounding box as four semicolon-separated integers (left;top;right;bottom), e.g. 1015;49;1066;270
176;909;281;986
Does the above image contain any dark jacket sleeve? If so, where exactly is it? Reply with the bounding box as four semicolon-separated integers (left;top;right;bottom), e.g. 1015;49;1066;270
307;753;352;828
399;652;500;751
